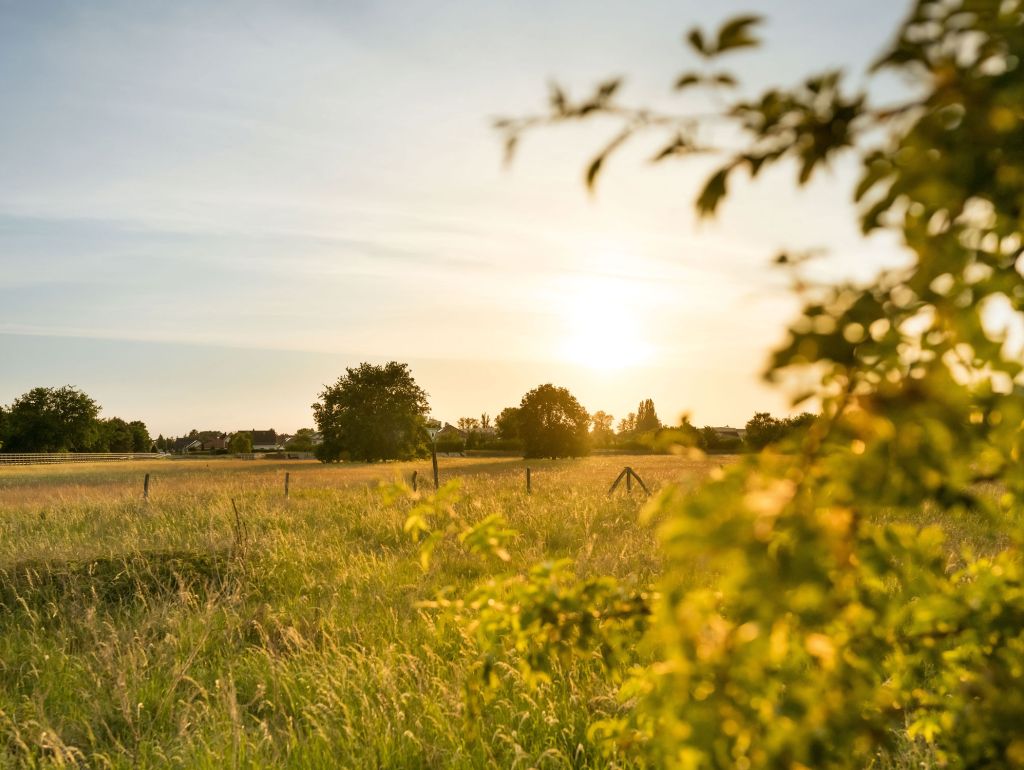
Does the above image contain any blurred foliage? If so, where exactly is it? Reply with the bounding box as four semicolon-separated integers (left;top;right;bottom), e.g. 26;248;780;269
477;1;1024;767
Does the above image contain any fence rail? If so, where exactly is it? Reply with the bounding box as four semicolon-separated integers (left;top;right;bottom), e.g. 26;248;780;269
0;453;167;466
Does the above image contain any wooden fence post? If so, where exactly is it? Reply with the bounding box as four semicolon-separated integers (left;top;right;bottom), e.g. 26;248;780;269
411;470;418;492
285;472;290;499
608;466;651;497
608;467;629;496
143;473;150;502
628;467;651;495
526;467;532;494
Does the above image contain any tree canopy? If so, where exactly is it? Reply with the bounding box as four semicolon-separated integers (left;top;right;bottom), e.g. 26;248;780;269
312;362;430;462
2;386;100;452
516;384;590;458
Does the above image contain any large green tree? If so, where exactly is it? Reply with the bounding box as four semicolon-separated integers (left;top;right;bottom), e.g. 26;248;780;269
517;384;590;458
312;362;430;462
3;386;100;452
126;420;151;452
103;417;134;452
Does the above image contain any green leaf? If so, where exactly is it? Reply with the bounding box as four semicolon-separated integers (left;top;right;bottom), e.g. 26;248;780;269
714;14;763;55
696;166;731;217
686;28;708;56
674;73;701;90
585;129;632;191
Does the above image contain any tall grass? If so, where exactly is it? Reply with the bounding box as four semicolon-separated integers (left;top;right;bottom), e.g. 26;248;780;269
0;456;709;768
0;456;1004;768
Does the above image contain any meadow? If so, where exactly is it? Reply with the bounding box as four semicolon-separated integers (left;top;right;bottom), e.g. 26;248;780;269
0;454;722;769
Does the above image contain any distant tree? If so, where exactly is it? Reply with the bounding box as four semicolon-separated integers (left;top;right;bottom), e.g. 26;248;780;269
517;384;590;459
635;399;662;432
743;412;786;451
698;426;743;454
617;412;637;436
0;405;8;451
786;412;816;431
744;411;817;451
99;417;134;452
228;431;253;454
456;417;482;449
3;386;100;452
480;413;492;431
285;428;316;452
495;407;522;441
590;411;615;448
155;434;167;452
127;420;152;452
312;361;430;463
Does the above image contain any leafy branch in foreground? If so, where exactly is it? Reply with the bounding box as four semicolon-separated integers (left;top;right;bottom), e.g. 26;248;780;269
481;2;1024;767
387;480;517;569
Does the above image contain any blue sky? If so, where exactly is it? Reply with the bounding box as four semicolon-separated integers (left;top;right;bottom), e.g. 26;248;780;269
0;0;911;435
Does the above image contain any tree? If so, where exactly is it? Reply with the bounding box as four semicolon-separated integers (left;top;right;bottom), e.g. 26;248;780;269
3;386;100;452
590;410;615;447
312;362;430;462
228;431;253;454
98;417;134;452
495;406;522;441
127;420;152;452
285;428;317;452
0;405;7;451
471;5;1024;767
457;417;482;448
155;434;167;452
745;411;816;450
635;398;661;432
517;384;590;458
616;412;636;436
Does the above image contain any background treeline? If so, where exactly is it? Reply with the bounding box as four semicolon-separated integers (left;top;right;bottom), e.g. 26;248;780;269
0;386;151;453
449;394;814;457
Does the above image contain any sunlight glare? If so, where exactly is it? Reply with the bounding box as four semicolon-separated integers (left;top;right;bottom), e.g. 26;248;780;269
558;273;655;370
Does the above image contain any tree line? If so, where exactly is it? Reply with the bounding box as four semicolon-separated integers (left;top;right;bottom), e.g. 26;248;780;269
311;361;814;462
0;386;151;453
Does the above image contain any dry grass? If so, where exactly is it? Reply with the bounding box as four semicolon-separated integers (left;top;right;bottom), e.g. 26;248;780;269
0;454;720;769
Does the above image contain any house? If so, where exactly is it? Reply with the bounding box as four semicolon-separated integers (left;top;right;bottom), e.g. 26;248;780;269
249;429;282;451
436;423;466;441
197;431;228;451
171;436;203;453
710;426;745;441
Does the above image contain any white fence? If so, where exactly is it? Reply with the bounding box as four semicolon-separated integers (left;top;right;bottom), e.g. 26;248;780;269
0;453;167;466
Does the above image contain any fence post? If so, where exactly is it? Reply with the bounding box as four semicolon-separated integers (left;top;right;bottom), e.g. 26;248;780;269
526;467;532;494
626;467;633;493
285;472;290;499
411;470;418;492
608;467;629;496
143;473;150;502
432;447;439;490
628;467;651;495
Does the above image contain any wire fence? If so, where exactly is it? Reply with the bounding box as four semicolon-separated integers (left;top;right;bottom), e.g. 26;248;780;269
0;453;167;466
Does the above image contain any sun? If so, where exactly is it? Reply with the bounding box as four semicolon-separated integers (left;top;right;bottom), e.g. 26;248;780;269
558;275;654;370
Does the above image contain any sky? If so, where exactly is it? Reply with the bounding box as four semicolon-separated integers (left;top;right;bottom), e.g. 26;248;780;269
0;0;913;436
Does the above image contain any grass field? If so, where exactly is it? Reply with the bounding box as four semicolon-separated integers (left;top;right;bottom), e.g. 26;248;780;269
0;454;725;769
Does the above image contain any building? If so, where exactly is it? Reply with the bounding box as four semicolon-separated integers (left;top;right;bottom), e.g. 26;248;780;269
249;429;282;451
